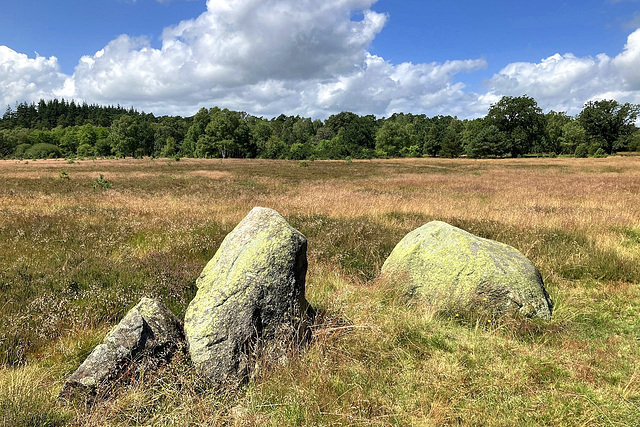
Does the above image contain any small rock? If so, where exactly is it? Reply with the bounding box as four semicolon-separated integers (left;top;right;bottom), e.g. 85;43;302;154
60;298;183;398
184;207;314;385
382;221;553;320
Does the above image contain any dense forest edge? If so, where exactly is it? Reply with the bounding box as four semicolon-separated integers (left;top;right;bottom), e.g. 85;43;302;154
1;96;639;160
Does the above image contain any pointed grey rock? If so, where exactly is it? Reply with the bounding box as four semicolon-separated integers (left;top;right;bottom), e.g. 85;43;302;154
184;207;314;386
60;298;183;398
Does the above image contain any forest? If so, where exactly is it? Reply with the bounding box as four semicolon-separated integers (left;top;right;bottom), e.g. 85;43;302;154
1;95;639;160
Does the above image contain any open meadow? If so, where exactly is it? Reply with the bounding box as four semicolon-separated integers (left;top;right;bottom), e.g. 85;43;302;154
0;156;639;426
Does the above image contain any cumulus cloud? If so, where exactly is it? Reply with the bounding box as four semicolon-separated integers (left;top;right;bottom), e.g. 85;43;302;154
313;54;486;117
0;47;68;109
3;0;640;118
484;28;640;115
66;0;388;113
2;0;487;118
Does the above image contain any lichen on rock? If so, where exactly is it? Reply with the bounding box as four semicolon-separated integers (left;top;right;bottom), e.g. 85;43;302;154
382;221;553;320
184;207;314;386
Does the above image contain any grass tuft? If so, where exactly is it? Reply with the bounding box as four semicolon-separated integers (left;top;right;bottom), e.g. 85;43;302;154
0;157;639;424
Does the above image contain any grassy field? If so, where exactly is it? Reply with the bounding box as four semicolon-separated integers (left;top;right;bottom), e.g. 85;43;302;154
0;157;639;426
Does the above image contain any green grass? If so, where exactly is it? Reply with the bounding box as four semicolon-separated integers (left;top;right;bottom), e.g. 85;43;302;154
0;157;639;425
0;366;69;426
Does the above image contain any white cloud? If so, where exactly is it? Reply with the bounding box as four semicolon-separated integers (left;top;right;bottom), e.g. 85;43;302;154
3;0;640;119
62;0;487;117
13;0;486;118
65;0;393;116
613;28;640;89
0;47;67;109
313;54;486;117
483;28;640;115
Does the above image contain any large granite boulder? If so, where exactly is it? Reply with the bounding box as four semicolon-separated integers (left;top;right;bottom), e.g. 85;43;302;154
184;207;313;385
60;298;183;398
382;221;553;320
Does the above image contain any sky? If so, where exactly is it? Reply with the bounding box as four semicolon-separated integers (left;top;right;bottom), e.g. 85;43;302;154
1;0;640;119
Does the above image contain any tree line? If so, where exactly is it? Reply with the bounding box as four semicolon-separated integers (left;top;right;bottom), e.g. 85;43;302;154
1;96;639;160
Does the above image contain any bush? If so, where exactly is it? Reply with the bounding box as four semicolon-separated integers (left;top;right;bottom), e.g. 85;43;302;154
92;174;112;190
588;141;605;156
592;148;607;158
58;169;70;180
628;131;640;151
574;143;589;158
94;138;112;156
313;138;347;159
401;145;421;158
288;143;308;160
14;144;32;158
77;143;95;158
374;149;388;159
24;143;62;159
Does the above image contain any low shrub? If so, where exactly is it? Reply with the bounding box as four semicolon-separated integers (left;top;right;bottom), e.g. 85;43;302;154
592;148;607;158
14;143;32;158
77;143;95;158
92;174;112;189
24;143;62;159
574;143;588;158
58;169;70;180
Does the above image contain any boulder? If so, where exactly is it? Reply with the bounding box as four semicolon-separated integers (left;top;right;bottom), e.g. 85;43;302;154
184;207;313;385
382;221;553;320
60;298;183;398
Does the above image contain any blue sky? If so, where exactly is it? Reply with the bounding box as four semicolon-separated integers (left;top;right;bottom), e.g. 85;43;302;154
1;0;640;118
370;0;640;89
0;0;206;74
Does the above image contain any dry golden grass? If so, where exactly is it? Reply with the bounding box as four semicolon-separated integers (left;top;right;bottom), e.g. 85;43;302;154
0;156;639;425
3;157;638;227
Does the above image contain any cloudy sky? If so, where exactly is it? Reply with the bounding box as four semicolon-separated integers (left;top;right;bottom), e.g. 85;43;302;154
2;0;640;119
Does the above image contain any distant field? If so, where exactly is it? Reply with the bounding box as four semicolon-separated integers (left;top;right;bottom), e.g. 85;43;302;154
1;157;639;425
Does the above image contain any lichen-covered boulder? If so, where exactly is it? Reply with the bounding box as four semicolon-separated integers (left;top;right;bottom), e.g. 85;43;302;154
382;221;553;320
60;298;183;398
184;207;313;385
